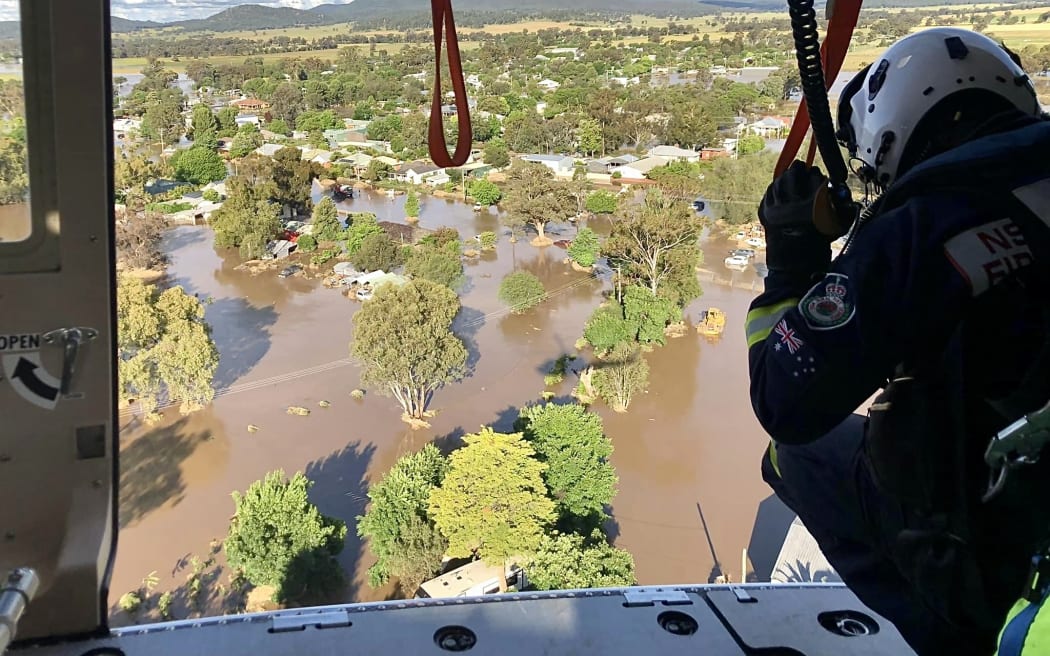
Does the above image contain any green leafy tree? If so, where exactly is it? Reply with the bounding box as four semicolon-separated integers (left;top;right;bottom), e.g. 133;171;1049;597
297;233;318;252
225;470;347;603
171;145;227;185
478;231;498;251
592;343;649;412
578;118;603;157
502;162;573;243
585;191;617;215
351;232;404;273
736;134;766;157
311;196;342;241
483;137;510;168
603;190;703;305
515;403;616;531
700;152;778;225
366;114;403;141
190;104;219;150
468;179;502;206
405;242;464;290
117;275;218;417
351;280;468;419
267;117;290;136
528;530;635;590
269;81;303;127
0;134;27;204
647;160;703;198
202;189;221;202
141;92;184;144
623;284;681;345
296;109;343;132
357;445;448;593
365;159;392;182
583;303;632;353
216;106;239;138
428;428;557;589
346;212;384;254
567;228;601;268
210;180;282;259
404;189;420;218
499;270;546;313
272;146;315;216
230;123;263;159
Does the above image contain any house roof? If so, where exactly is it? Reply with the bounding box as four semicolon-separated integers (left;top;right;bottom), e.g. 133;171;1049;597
402;162;441;175
255;143;283;158
522;154;572;163
232;98;268;107
648;145;698;159
620;156;672;176
754;117;787;128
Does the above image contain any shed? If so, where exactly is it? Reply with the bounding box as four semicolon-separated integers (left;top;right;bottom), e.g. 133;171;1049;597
417;560;525;599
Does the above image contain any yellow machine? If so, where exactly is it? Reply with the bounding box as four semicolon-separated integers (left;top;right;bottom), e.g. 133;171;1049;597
697;308;726;340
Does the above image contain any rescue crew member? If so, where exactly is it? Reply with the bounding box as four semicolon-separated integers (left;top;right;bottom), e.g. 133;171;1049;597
747;28;1050;655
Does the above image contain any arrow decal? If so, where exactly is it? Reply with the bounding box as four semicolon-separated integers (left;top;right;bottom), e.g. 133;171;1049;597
2;352;61;410
12;358;58;402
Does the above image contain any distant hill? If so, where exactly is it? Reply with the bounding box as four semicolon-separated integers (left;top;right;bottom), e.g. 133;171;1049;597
111;16;164;32
99;0;1042;34
166;4;326;32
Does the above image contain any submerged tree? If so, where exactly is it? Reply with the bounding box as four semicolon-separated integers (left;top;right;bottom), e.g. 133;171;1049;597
404;189;420;219
405;241;464;290
603;190;703;306
357;445;448;594
210;179;282;260
499;270;546;314
428;428;556;589
117;275;219;418
311;196;342;242
351;280;468;422
501;162;573;245
592;343;650;413
567;227;601;268
225;470;347;603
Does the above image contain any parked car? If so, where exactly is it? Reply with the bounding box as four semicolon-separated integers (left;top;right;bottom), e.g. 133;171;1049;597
724;255;749;269
746;237;767;249
356;286;374;301
729;248;756;259
278;265;302;279
733;230;747;241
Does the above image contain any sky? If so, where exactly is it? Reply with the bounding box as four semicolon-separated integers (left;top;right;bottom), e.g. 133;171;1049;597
0;0;355;23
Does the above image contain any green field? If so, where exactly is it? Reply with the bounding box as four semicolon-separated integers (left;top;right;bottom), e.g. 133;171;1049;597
111;4;1050;76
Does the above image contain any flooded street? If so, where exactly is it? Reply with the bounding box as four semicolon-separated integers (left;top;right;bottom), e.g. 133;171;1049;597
113;189;778;614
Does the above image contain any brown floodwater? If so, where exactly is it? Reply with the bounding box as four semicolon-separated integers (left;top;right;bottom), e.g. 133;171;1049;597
111;189;779;620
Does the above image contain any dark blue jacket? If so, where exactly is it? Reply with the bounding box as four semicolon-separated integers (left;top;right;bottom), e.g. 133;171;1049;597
747;119;1050;445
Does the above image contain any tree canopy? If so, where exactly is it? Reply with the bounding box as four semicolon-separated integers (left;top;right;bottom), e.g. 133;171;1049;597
528;530;635;591
210;179;283;260
405;241;464;290
592;342;650;412
499;270;546;314
501;162;573;243
351;280;468;420
567;227;601;268
271;146;316;215
468;179;502;206
311;196;342;241
345;212;384;254
699;152;777;225
428;428;556;584
357;444;448;593
171;145;227;185
351;232;404;273
117;274;219;418
229;123;263;158
585;191;618;215
189;104;219;150
404;189;420;218
602;190;702;307
515;403;617;532
225;470;347;603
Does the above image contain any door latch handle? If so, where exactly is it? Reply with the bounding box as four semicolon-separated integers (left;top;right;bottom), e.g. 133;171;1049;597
42;327;98;396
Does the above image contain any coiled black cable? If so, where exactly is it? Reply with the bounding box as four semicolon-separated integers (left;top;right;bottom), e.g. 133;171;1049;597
788;0;857;228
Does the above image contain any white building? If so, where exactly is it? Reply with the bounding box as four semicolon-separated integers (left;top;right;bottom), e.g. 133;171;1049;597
647;145;700;162
520;154;575;175
618;156;673;180
537;79;561;92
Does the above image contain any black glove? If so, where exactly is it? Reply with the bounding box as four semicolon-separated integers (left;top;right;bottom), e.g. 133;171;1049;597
758;160;832;278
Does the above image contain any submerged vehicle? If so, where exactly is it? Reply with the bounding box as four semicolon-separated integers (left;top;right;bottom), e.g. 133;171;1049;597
725;255;750;269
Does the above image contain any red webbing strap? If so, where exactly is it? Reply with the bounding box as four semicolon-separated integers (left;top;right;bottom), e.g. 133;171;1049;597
429;0;472;167
775;0;863;178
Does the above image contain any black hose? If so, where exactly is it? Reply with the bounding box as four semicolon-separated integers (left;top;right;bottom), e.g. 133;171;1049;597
787;0;857;223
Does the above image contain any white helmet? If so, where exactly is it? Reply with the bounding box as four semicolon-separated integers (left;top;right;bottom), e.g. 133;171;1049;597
837;27;1040;188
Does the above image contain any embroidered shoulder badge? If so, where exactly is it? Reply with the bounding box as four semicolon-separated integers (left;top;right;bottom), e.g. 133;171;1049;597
799;273;855;331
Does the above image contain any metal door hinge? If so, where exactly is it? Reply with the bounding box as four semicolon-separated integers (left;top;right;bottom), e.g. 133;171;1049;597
269;609;351;633
42;326;97;397
622;590;692;607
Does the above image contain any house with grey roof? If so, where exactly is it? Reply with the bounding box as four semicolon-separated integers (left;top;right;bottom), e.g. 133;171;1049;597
520;154;575;175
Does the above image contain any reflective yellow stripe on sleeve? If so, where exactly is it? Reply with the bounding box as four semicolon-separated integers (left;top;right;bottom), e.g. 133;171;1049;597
768;440;781;478
745;298;799;349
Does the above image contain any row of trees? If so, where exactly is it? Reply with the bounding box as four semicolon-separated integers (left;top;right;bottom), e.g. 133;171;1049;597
358;402;632;595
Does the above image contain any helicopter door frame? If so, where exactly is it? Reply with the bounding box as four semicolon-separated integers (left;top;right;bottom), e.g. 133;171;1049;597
0;0;117;643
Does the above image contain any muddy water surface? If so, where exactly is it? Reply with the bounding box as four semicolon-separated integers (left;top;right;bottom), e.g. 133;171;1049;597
113;190;778;616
